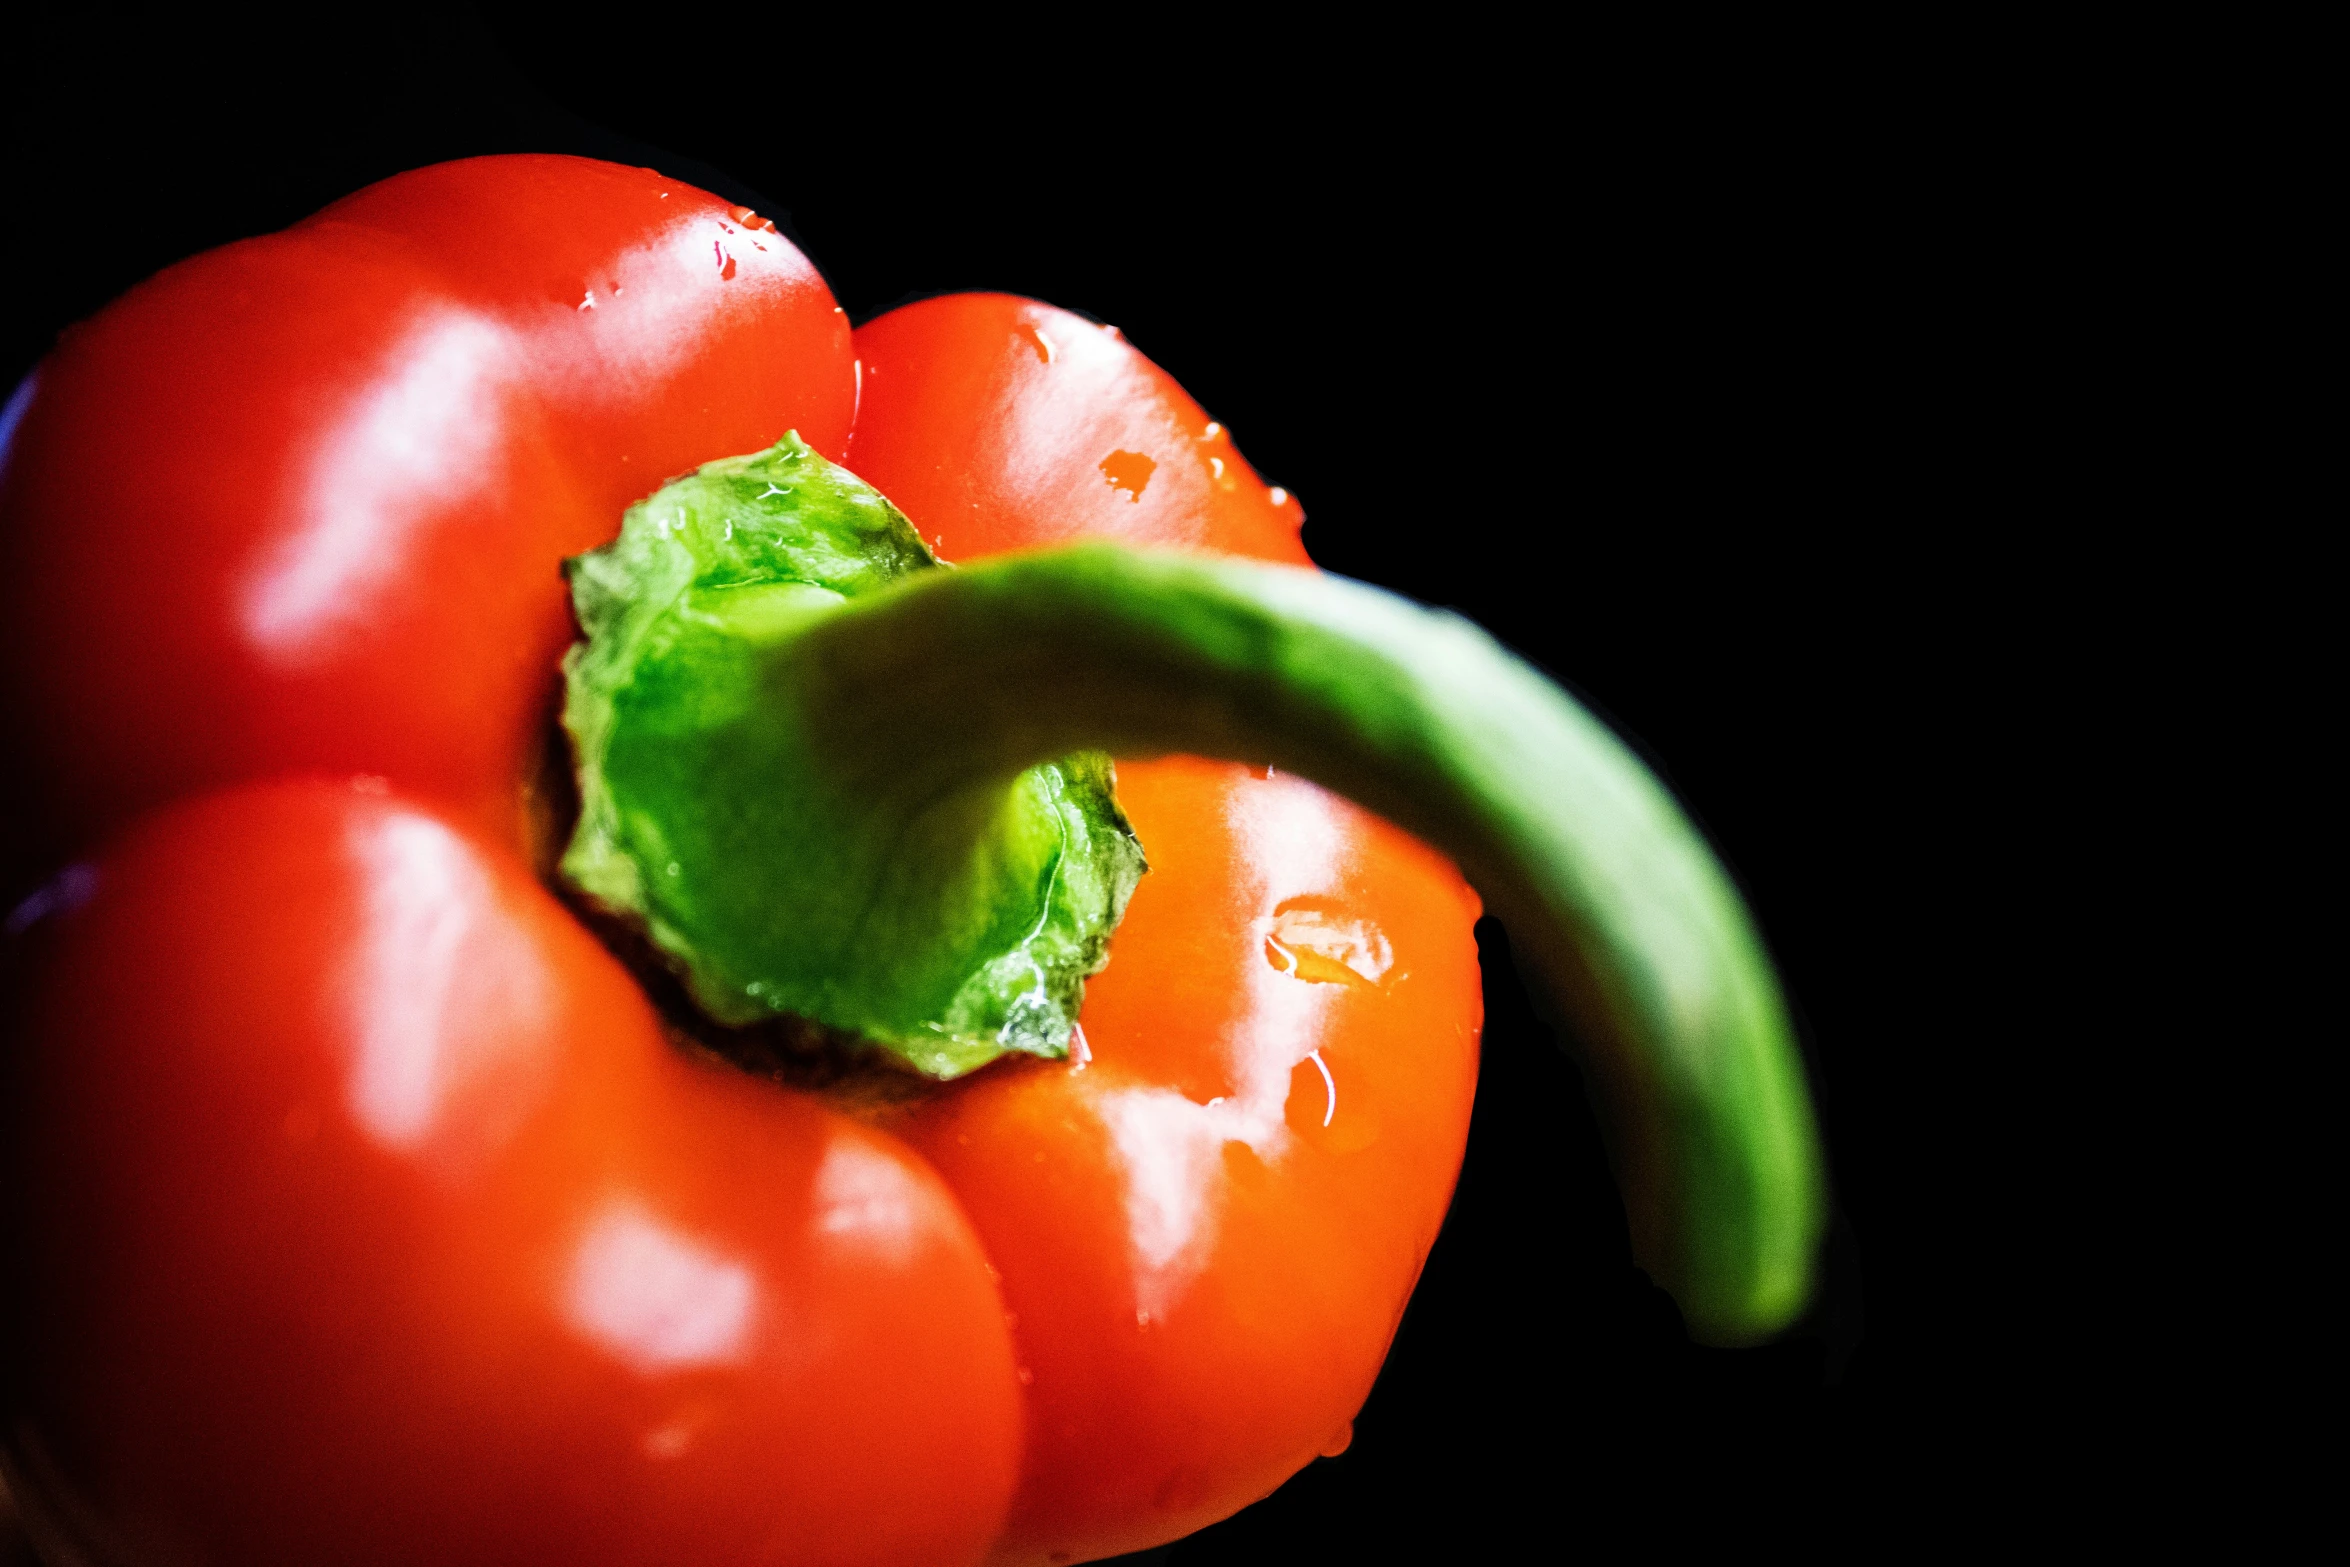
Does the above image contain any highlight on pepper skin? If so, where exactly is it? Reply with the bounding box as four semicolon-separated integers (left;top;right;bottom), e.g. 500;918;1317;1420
0;154;1822;1567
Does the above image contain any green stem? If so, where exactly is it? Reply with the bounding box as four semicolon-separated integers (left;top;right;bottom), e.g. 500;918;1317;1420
789;543;1825;1345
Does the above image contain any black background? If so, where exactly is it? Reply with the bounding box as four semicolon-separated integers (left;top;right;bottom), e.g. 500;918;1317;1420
4;9;2013;1560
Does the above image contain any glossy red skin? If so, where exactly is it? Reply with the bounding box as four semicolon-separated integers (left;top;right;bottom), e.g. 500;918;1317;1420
0;173;1484;1566
0;155;851;856
846;294;1309;565
852;296;1482;1564
3;782;1019;1567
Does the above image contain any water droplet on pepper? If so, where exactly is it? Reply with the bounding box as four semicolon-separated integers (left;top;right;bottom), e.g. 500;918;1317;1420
1261;898;1392;987
1100;450;1155;502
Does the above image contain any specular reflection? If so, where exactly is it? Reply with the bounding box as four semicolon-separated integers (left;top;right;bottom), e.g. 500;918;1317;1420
241;311;512;659
564;1198;757;1374
339;810;548;1151
1102;773;1355;1318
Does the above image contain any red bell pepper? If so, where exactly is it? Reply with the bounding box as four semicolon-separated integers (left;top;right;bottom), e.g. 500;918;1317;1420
0;155;1822;1566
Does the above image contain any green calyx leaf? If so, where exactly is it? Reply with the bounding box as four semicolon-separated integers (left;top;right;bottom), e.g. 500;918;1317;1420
560;433;1146;1079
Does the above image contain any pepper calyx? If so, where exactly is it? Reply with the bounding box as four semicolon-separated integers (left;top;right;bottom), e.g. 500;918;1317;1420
559;433;1145;1080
